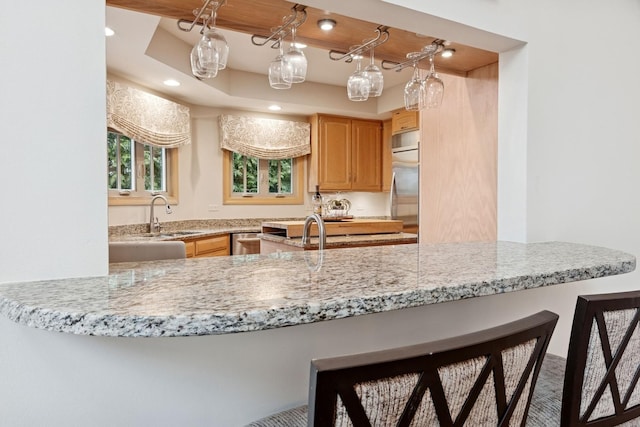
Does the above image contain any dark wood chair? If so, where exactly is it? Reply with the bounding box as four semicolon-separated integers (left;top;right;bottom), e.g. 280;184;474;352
528;291;640;426
247;310;558;427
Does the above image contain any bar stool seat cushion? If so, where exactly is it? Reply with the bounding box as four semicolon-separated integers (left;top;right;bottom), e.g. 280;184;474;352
246;405;307;427
528;353;566;426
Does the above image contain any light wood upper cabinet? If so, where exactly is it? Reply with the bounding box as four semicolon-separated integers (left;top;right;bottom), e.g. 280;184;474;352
351;119;382;191
391;109;419;134
309;114;383;192
316;115;352;191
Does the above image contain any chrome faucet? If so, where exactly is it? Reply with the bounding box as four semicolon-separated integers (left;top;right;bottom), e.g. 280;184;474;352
149;195;172;234
302;213;326;250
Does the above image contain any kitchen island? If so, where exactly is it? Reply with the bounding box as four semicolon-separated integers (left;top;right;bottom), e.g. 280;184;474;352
259;217;416;253
259;231;418;251
0;241;635;426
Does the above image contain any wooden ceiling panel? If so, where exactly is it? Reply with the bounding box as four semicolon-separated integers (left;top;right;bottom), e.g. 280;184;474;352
106;0;498;76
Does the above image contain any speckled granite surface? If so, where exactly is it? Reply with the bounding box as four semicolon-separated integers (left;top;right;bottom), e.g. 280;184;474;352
108;218;272;239
0;241;634;337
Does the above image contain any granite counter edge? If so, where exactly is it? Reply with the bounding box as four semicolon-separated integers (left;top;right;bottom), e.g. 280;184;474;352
0;257;634;338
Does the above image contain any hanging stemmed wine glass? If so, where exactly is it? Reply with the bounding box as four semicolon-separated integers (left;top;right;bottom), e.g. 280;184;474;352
190;6;229;79
283;26;307;84
404;54;425;111
190;12;218;78
347;53;370;101
269;33;293;89
363;47;384;97
423;53;444;108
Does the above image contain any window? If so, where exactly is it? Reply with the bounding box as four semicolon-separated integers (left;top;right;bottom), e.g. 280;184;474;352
108;130;178;205
223;150;304;205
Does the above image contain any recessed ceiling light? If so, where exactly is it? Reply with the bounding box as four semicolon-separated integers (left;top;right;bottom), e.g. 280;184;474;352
317;19;336;31
441;48;456;58
268;105;282;111
105;27;115;37
163;79;181;87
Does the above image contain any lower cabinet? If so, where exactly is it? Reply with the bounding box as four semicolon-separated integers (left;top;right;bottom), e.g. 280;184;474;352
183;234;230;258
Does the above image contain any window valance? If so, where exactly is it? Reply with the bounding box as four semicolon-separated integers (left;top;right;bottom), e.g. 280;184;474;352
218;114;310;160
106;80;191;148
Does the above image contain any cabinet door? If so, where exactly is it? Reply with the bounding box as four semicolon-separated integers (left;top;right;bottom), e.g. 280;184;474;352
351;119;382;191
195;235;230;257
183;235;230;258
318;116;352;191
391;109;419;134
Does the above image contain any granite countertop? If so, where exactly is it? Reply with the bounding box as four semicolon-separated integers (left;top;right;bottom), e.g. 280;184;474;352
107;218;301;242
259;232;418;249
109;226;260;242
0;241;634;337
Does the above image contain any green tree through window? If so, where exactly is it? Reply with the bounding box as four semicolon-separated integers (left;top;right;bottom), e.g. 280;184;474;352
108;131;167;194
232;152;293;195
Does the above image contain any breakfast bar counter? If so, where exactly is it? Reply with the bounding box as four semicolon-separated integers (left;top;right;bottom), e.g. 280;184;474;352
0;241;635;426
0;241;634;337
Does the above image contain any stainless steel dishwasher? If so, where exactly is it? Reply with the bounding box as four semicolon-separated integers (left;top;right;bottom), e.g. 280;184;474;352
230;232;261;255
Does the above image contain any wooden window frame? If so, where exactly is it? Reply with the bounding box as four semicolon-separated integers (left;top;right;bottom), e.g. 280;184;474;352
108;133;179;206
222;150;304;205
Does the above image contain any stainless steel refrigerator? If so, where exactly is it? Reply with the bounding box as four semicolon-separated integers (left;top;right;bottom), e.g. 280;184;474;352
390;130;419;232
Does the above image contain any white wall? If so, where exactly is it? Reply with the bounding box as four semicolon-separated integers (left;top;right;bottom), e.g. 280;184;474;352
0;1;107;283
2;0;640;424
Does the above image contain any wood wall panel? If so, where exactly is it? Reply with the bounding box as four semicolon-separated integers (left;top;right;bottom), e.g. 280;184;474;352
382;119;392;192
419;62;498;243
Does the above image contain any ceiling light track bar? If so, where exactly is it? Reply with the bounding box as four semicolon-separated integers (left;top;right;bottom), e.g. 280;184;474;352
251;4;307;47
381;39;445;71
328;26;390;62
177;0;227;33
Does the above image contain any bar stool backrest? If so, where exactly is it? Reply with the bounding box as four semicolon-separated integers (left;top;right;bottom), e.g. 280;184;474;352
561;291;640;426
308;310;559;427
